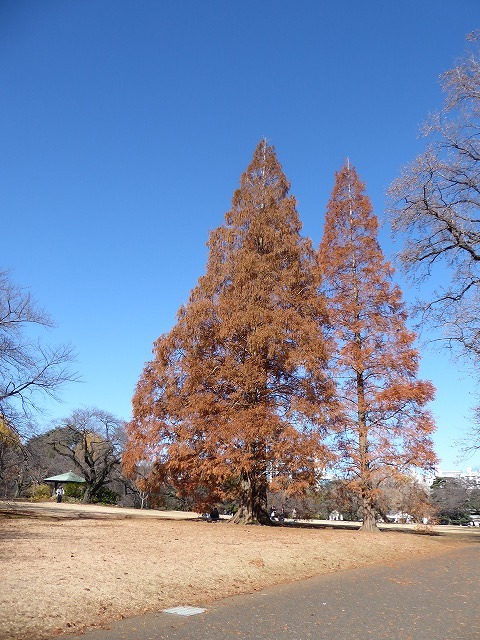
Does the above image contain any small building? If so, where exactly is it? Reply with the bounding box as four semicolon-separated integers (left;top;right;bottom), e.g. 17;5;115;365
44;471;86;494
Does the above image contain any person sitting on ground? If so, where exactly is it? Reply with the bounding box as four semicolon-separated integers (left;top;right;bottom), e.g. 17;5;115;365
209;507;220;521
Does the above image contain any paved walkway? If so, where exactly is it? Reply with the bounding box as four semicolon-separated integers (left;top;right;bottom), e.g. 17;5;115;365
62;544;479;640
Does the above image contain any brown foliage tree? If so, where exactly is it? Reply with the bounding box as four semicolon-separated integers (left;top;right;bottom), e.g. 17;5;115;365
125;140;335;524
318;162;437;531
373;474;434;525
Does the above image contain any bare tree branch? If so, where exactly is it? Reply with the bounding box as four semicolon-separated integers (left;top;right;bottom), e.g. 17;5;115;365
0;270;78;437
388;36;480;368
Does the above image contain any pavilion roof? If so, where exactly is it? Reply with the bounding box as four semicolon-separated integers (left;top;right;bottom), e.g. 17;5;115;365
44;471;86;483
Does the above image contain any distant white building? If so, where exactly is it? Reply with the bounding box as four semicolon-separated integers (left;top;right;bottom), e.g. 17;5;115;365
435;467;480;486
412;469;436;487
410;467;480;488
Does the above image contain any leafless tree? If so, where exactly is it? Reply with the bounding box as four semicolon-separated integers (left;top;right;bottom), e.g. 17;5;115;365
389;33;480;363
49;407;125;503
389;34;480;453
0;270;77;437
457;404;480;458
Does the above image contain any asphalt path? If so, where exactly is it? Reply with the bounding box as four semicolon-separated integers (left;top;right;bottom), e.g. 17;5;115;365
62;544;479;640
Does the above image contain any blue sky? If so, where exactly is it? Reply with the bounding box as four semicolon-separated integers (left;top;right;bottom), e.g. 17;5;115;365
1;1;478;471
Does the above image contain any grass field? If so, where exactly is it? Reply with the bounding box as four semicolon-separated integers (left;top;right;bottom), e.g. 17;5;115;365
1;500;477;640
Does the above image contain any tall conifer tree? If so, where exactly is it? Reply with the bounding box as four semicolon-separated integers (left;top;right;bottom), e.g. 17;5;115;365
125;141;334;524
318;162;437;531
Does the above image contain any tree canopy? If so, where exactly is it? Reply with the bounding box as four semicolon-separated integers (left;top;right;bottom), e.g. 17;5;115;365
125;140;336;523
319;162;437;530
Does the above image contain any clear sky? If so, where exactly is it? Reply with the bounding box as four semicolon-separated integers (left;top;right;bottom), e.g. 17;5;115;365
1;1;478;471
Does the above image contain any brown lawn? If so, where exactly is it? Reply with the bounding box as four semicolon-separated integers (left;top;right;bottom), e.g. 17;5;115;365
1;500;477;640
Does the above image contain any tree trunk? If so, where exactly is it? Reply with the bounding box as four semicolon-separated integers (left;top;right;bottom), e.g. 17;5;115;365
230;470;271;525
356;368;379;533
82;480;101;503
82;487;94;503
359;495;379;532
